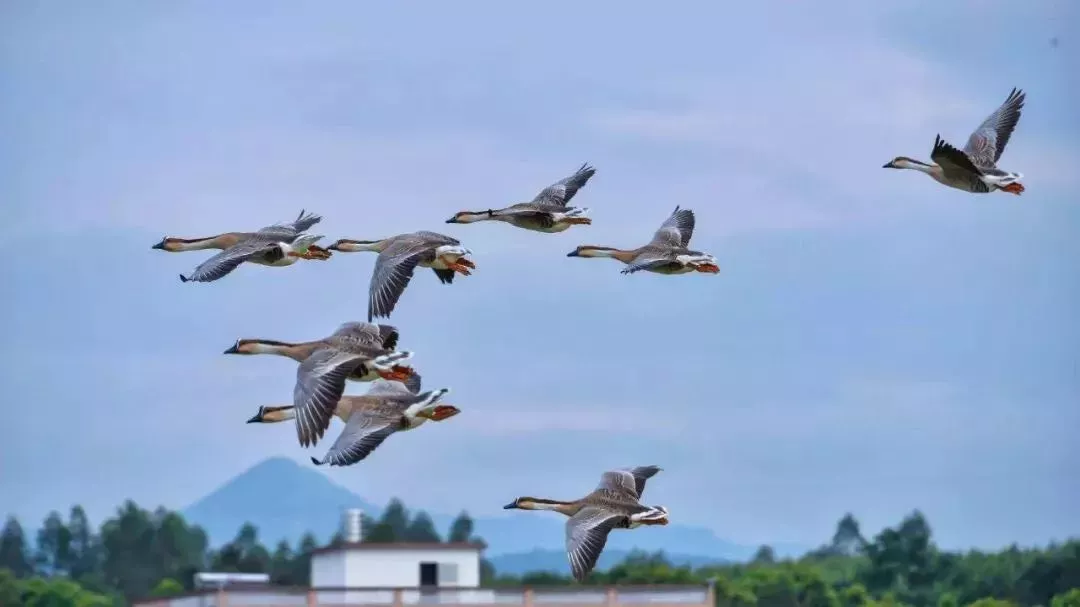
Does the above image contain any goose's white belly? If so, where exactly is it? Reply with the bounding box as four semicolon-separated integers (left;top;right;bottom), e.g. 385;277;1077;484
426;244;471;269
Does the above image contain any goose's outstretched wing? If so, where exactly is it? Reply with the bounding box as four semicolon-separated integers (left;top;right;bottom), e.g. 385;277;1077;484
964;88;1025;168
179;241;280;283
649;206;695;248
256;209;323;241
532;163;597;207
596;466;662;500
312;411;400;467
565;507;625;582
293;348;368;447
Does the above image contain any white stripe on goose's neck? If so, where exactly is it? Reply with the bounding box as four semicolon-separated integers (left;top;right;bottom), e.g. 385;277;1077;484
172;238;221;251
249;341;296;355
578;247;619;258
334;240;383;252
263;406;297;422
896;159;936;174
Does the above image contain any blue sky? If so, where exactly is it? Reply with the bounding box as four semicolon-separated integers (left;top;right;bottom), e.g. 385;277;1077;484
1;0;1077;551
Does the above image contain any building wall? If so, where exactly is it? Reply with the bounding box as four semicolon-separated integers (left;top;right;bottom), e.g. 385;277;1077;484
310;548;481;588
310;551;347;588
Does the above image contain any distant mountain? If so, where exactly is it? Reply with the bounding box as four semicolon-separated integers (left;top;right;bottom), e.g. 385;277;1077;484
184;457;379;546
182;458;805;569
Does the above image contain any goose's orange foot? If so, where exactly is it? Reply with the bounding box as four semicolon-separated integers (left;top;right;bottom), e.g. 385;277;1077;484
303;246;333;260
378;366;413;381
448;261;473;276
564;217;592;225
457;258;476;269
1002;182;1025;195
695;263;720;274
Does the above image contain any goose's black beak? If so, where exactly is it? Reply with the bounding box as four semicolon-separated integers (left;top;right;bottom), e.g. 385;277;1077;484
446;216;459;224
503;502;518;510
223;343;240;355
882;161;896;169
566;250;580;257
246;412;262;423
152;240;166;250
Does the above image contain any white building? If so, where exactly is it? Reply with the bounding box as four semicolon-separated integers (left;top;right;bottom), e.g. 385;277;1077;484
310;539;485;589
301;508;489;604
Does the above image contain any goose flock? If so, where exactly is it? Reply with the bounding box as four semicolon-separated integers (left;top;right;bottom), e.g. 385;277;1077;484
151;87;1028;581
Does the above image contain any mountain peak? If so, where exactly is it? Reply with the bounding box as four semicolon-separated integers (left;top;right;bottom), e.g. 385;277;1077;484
183;457;376;546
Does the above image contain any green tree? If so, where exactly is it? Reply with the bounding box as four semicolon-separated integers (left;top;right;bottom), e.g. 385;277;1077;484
20;575;112;607
0;517;33;578
99;501;207;599
840;583;873;607
0;568;24;606
404;512;441;542
752;545;776;565
938;592;959;607
379;499;410;540
289;533;319;586
832;514;867;557
35;511;72;576
150;578;184;597
269;540;297;585
66;506;100;584
964;599;1015;607
151;508;207;589
1051;589;1080;607
448;512;474;543
211;522;270;573
861;510;938;603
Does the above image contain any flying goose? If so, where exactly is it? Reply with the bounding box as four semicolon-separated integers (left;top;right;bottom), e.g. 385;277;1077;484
223;322;414;383
326;231;474;321
446;163;597;233
883;88;1027;195
241;321;415;448
151;210;332;283
247;374;458;467
567;206;719;275
503;466;668;581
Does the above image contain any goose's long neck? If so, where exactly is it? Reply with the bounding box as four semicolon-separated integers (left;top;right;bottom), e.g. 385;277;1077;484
333;239;387;253
174;235;231;251
518;498;579;515
457;211;496;223
262;406;297;423
578;246;636;263
897;159;936;175
250;340;319;362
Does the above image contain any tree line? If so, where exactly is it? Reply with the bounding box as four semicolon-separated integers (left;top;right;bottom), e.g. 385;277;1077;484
487;513;1078;607
0;498;487;605
0;501;1077;607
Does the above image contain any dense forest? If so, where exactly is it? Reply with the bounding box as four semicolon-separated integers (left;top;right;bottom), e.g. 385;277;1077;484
0;500;1076;607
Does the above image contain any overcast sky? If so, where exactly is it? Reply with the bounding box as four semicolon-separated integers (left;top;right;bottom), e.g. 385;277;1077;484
2;0;1077;551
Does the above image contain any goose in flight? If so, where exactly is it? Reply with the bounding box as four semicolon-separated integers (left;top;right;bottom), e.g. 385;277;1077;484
446;163;597;233
326;231;474;321
259;321;415;448
883;88;1027;195
223;321;414;383
503;466;668;581
567;206;719;275
151;210;332;283
246;373;459;467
